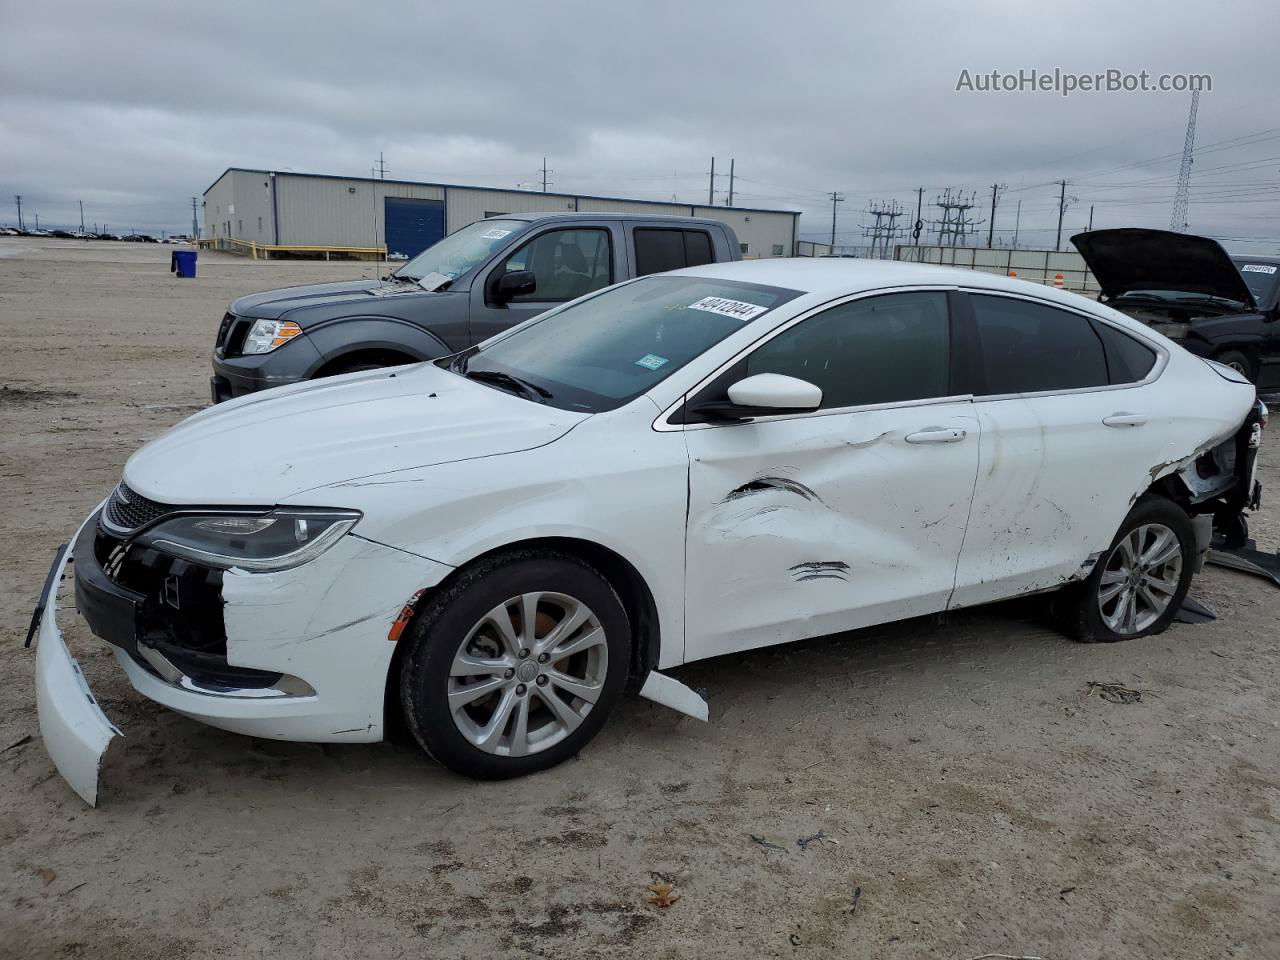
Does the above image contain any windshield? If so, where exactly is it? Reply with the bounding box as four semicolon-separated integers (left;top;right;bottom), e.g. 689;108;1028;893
396;219;524;281
1232;260;1278;306
454;275;802;412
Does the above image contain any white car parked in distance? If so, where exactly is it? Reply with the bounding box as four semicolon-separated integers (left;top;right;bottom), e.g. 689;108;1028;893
33;258;1266;803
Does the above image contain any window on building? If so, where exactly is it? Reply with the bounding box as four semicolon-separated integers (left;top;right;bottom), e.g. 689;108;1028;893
772;244;785;256
633;228;716;276
744;292;951;409
498;228;613;302
740;242;749;255
969;294;1109;395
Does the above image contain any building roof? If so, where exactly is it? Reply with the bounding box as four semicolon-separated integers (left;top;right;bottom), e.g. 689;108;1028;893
203;167;799;217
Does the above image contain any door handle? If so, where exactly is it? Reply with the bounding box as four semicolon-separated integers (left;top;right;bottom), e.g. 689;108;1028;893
904;427;967;444
1102;413;1148;428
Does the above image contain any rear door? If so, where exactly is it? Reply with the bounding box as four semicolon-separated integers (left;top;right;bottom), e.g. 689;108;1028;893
949;291;1170;608
468;223;621;345
627;225;719;278
681;289;981;661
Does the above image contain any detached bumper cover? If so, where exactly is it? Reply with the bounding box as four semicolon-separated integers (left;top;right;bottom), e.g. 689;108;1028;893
33;513;121;806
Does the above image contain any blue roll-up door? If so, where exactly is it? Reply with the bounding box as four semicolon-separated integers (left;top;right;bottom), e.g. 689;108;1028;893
383;197;445;259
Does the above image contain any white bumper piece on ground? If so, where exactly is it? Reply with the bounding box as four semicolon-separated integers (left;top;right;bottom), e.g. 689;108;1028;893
638;670;709;721
33;520;121;806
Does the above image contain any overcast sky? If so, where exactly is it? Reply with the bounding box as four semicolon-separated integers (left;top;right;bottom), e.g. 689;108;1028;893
3;0;1278;251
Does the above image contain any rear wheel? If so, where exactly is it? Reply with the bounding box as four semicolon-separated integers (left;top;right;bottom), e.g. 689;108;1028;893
1214;349;1257;383
399;550;630;779
1057;496;1195;643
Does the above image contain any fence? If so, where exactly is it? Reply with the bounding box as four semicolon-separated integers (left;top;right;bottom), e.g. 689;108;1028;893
893;244;1099;294
196;237;387;261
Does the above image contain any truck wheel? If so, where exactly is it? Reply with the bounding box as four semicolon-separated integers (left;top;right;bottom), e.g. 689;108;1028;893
1056;496;1195;643
1214;349;1257;383
399;549;630;779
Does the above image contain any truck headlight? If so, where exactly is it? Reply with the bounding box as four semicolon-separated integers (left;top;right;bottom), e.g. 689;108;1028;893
242;319;303;354
136;509;360;571
1159;322;1191;340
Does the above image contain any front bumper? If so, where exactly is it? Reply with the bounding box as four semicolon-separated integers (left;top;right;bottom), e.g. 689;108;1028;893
210;335;323;402
34;507;453;805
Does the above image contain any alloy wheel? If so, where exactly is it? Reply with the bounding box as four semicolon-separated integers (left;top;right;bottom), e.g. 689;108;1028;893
447;591;608;757
1097;522;1183;635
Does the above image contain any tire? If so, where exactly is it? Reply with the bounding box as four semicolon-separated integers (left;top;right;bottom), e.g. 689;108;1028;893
399;549;630;779
1214;349;1257;383
1057;496;1195;643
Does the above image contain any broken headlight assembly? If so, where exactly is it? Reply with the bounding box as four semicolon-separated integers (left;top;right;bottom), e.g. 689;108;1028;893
134;509;360;572
1156;321;1191;339
241;319;303;354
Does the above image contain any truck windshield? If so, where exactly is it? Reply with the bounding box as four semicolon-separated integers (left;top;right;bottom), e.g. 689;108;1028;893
396;220;524;282
1232;260;1278;306
451;275;801;413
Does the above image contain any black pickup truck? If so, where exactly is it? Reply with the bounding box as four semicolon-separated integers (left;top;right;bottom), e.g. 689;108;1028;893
1073;228;1280;388
210;212;742;401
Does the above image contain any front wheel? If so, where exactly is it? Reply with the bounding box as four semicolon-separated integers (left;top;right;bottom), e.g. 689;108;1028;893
1057;496;1195;643
399;550;630;779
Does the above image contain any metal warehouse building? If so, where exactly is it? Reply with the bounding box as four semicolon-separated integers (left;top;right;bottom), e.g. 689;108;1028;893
202;168;800;261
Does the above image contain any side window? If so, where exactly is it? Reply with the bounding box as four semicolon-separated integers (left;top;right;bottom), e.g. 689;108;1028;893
969;295;1108;395
1094;322;1157;384
500;228;612;302
744;292;950;409
634;229;715;276
772;244;785;257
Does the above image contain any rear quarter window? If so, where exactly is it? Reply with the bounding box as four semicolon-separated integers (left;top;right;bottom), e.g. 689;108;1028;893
1094;322;1157;384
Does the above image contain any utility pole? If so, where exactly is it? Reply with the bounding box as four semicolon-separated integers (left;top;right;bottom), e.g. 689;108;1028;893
540;157;552;193
376;152;388;179
34;212;39;231
1170;90;1200;233
191;197;200;238
828;192;844;249
912;187;924;246
1013;198;1021;249
1087;204;1095;232
725;158;735;206
986;183;1005;248
930;188;982;247
78;200;85;233
861;200;905;259
1054;179;1076;251
708;157;716;206
14;195;22;231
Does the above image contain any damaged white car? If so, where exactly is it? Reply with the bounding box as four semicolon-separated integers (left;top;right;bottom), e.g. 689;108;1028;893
32;259;1265;803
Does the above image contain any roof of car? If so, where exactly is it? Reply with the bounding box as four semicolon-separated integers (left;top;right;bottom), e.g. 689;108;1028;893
673;256;1097;305
495;212;732;226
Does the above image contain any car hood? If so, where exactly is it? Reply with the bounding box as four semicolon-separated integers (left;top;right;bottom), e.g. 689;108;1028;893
122;363;587;505
1072;228;1257;309
229;278;456;322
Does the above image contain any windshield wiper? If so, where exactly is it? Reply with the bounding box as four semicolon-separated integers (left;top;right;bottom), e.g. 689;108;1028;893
464;369;551;402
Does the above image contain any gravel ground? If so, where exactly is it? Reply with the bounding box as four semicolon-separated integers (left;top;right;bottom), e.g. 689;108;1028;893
1;238;1277;960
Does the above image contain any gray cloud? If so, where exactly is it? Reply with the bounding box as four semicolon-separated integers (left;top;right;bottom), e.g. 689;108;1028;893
3;0;1277;251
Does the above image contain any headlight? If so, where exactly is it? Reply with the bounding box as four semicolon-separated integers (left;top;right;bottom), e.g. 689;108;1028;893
136;508;360;571
242;319;303;354
1157;322;1191;340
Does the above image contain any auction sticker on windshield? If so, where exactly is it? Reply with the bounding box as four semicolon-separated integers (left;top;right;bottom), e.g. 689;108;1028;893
481;228;512;240
1241;264;1277;274
688;296;770;321
634;353;669;370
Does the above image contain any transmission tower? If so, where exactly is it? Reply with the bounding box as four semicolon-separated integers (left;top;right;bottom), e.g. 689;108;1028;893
930;188;983;247
861;200;906;259
1170;90;1199;233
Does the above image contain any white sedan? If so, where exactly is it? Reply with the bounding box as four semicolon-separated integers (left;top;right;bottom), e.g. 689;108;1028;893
33;259;1265;802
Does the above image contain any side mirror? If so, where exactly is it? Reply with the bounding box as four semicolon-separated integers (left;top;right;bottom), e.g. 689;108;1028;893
688;373;823;422
495;269;536;302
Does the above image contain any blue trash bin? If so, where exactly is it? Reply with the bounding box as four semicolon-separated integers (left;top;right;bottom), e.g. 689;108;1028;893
172;250;197;278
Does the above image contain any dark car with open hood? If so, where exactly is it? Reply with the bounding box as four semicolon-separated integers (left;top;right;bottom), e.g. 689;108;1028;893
1073;228;1280;388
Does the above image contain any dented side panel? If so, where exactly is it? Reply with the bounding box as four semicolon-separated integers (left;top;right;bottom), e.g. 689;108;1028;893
950;355;1254;608
683;403;980;661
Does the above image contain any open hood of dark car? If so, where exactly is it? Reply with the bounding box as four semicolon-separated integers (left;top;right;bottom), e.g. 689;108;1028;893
1072;228;1256;310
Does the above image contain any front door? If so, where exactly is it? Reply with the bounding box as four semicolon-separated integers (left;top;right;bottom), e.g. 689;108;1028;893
681;290;981;661
469;224;619;345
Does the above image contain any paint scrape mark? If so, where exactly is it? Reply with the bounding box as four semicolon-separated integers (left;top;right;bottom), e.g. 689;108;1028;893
722;476;821;504
790;560;850;583
846;431;890;450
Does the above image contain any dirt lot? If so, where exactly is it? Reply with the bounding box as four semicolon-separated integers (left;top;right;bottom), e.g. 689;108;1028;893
1;237;1278;959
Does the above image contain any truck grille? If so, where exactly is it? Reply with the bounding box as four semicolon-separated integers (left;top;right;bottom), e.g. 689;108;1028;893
103;482;171;533
216;312;253;358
